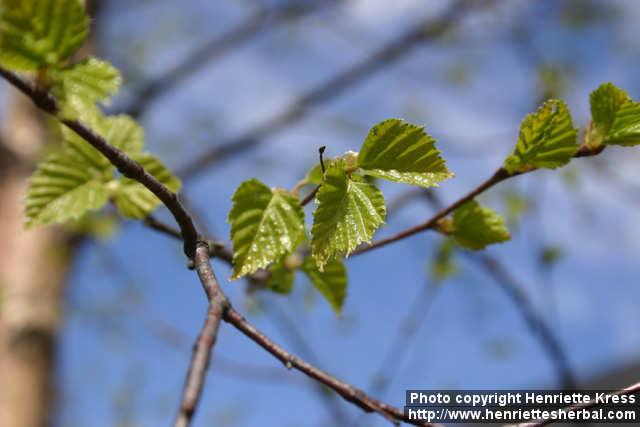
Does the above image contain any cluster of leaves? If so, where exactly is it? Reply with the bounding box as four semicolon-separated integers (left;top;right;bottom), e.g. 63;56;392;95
228;118;505;312
4;1;640;315
228;84;640;312
0;1;181;228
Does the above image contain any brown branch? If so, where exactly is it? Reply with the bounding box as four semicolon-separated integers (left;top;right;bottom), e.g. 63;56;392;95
352;144;604;257
174;245;228;427
0;67;226;427
1;68;424;426
121;0;340;118
177;0;482;181
518;381;640;427
143;214;234;265
300;184;320;206
0;67;201;257
140;213;427;425
225;308;437;426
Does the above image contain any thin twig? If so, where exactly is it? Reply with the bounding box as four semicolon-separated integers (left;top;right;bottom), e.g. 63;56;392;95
0;66;202;258
301;184;320;206
144;214;182;239
1;67;427;427
225;308;437;426
173;308;219;427
353;143;604;257
267;300;349;424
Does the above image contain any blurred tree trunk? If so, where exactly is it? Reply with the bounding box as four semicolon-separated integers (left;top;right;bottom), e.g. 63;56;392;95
0;3;99;426
0;96;73;427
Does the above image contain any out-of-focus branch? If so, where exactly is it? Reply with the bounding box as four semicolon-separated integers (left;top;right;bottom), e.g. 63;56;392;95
357;280;441;419
122;0;340;118
386;187;577;388
464;253;575;388
177;0;483;181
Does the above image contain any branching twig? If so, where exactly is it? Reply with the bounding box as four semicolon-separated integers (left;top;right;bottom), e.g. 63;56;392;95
1;66;429;427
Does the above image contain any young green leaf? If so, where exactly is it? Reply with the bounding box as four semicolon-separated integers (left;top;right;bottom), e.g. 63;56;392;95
301;257;347;314
311;162;386;270
266;260;295;294
51;57;122;118
0;0;89;70
357;119;453;188
59;110;111;172
449;200;510;250
305;162;324;185
604;102;640;147
590;82;631;136
99;115;144;155
113;153;181;219
25;153;108;227
503;100;578;174
61;112;144;170
229;179;306;279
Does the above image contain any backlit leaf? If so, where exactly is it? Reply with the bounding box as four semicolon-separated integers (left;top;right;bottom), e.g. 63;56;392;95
25;153;107;227
504;100;578;173
60;112;144;171
450;200;510;250
229;179;306;279
590;82;631;136
605;102;640;147
301;257;347;314
311;162;386;270
0;0;88;70
113;153;181;219
305;163;324;185
358;119;453;188
51;57;122;118
266;260;295;294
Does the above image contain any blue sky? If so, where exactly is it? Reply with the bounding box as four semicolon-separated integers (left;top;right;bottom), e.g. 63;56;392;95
23;1;640;426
